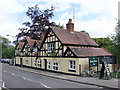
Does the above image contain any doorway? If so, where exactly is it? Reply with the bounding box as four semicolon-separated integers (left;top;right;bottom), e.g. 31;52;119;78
20;58;23;67
79;65;81;75
44;59;47;70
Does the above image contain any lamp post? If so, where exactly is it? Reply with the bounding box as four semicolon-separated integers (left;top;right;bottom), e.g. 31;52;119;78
6;34;15;65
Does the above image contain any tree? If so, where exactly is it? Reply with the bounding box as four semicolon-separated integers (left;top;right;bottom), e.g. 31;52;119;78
80;30;90;36
16;5;56;42
93;37;115;55
110;20;120;65
0;36;14;59
55;23;64;29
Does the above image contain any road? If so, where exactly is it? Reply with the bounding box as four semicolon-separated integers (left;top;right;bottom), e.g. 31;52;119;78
1;63;104;89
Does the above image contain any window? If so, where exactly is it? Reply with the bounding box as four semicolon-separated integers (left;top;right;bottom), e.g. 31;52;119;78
15;50;19;55
53;62;58;71
26;60;28;64
37;60;42;68
33;47;38;52
48;43;55;52
25;46;28;53
48;62;51;69
53;36;56;41
69;61;76;70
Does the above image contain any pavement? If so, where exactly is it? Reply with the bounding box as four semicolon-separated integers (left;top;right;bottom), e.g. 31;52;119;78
9;65;120;89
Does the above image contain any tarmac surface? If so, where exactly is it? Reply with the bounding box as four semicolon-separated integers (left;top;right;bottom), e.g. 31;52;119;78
1;63;119;89
11;65;119;89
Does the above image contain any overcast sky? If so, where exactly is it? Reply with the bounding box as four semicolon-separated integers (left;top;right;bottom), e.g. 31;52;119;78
0;0;119;42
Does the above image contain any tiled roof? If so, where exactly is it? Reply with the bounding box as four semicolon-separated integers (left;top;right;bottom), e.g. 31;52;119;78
26;37;43;50
50;26;99;47
36;40;42;48
17;36;43;51
69;46;112;57
26;37;36;50
18;42;25;49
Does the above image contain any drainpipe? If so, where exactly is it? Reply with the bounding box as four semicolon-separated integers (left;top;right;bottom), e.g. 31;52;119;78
31;51;32;67
97;57;99;73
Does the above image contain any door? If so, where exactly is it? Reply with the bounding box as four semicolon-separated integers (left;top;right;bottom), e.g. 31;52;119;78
79;65;81;75
20;58;23;67
44;59;47;70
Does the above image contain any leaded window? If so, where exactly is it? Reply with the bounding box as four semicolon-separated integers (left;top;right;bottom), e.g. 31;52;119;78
69;61;76;70
53;62;58;71
48;43;55;52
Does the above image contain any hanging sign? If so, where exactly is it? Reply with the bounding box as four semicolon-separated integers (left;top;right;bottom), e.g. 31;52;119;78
99;56;116;64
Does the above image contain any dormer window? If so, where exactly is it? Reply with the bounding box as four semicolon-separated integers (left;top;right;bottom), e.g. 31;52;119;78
24;46;28;53
15;50;19;55
48;42;55;52
33;47;38;52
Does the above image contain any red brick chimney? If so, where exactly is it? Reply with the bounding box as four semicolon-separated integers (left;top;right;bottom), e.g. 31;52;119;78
66;19;74;32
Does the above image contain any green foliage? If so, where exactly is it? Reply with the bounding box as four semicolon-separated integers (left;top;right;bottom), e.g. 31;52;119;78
93;37;119;64
0;36;14;59
110;20;120;65
55;23;64;29
93;37;115;59
80;30;90;36
93;37;113;48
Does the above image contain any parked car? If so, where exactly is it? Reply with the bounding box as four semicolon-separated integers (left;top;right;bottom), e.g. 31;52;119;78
4;59;10;64
1;59;6;63
9;59;14;65
1;59;13;64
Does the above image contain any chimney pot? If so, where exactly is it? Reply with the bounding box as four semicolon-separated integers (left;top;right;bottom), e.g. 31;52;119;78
66;19;74;32
69;19;72;23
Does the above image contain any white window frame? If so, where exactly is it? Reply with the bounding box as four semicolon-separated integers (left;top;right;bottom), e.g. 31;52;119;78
53;62;58;71
69;60;76;70
37;60;42;68
48;43;55;52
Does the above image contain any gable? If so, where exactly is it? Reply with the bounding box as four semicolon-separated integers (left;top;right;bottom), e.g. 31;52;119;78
15;42;25;56
64;47;76;57
40;29;63;57
23;43;29;52
26;37;36;50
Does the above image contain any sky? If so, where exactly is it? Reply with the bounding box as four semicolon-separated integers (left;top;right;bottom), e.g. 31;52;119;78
0;0;119;42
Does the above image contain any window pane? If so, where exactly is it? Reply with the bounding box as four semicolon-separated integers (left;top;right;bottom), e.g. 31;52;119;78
53;62;58;71
56;67;58;70
69;61;76;70
74;61;75;65
73;65;75;69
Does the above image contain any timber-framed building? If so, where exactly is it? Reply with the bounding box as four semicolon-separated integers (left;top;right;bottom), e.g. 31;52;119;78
15;19;116;75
